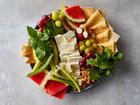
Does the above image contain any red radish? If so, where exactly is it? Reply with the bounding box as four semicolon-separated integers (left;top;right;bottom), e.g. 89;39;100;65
53;87;68;100
44;80;67;96
76;28;83;34
83;31;88;38
29;71;46;85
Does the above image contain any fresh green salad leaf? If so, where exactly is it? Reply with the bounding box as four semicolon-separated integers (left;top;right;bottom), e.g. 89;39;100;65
87;47;124;81
27;20;65;76
48;65;81;92
90;69;101;80
27;53;54;76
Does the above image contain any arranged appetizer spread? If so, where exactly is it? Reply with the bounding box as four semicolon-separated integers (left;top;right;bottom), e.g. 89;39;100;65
21;5;123;99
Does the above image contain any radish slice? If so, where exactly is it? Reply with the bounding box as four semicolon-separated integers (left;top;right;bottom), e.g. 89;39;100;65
83;31;88;38
76;28;83;34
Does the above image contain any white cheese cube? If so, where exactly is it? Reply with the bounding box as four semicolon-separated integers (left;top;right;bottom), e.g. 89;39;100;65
63;31;75;42
67;56;82;63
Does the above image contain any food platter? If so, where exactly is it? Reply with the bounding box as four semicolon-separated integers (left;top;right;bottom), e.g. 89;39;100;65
21;5;123;99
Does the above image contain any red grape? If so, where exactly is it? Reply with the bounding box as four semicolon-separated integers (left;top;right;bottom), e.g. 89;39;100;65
79;57;87;67
37;15;49;28
86;51;94;59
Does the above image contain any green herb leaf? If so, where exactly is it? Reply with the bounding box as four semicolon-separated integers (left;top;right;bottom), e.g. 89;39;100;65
90;70;101;80
99;62;112;70
87;47;124;81
104;47;111;59
112;52;124;60
35;47;46;61
27;26;38;39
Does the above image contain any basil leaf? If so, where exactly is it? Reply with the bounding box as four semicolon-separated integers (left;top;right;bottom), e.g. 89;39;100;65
27;26;38;39
35;47;46;61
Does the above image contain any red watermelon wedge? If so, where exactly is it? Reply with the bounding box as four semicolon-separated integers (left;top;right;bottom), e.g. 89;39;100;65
44;80;68;96
53;87;68;100
29;71;46;85
63;18;72;31
64;5;85;23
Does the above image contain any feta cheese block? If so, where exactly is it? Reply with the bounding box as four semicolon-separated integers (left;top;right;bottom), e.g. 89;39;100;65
65;62;80;78
55;31;82;79
67;56;82;63
63;31;75;42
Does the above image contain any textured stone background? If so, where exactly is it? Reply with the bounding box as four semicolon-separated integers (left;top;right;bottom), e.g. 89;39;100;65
0;0;140;105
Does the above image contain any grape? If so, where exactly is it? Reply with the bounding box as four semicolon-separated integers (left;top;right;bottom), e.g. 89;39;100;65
93;43;97;48
79;45;86;51
55;20;62;27
52;11;59;20
88;46;93;51
58;14;63;20
90;39;95;43
85;40;91;47
37;15;49;28
85;48;90;54
79;58;87;67
79;41;85;46
86;51;94;59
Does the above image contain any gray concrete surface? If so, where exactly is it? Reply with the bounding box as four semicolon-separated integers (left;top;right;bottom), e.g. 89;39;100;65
0;0;140;105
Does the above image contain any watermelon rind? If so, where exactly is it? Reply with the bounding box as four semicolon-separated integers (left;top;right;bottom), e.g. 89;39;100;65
64;10;85;23
66;19;80;29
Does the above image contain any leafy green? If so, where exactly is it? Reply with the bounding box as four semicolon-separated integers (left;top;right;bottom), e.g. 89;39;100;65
27;20;65;62
90;69;101;80
48;65;81;92
27;26;53;62
87;47;124;81
27;53;54;76
44;20;65;37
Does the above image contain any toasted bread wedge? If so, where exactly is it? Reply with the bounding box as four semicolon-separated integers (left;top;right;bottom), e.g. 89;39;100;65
96;29;111;43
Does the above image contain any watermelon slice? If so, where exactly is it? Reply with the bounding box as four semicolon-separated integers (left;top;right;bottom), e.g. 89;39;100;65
29;71;46;85
44;80;68;96
64;5;85;23
63;18;72;31
67;19;81;29
53;87;68;100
